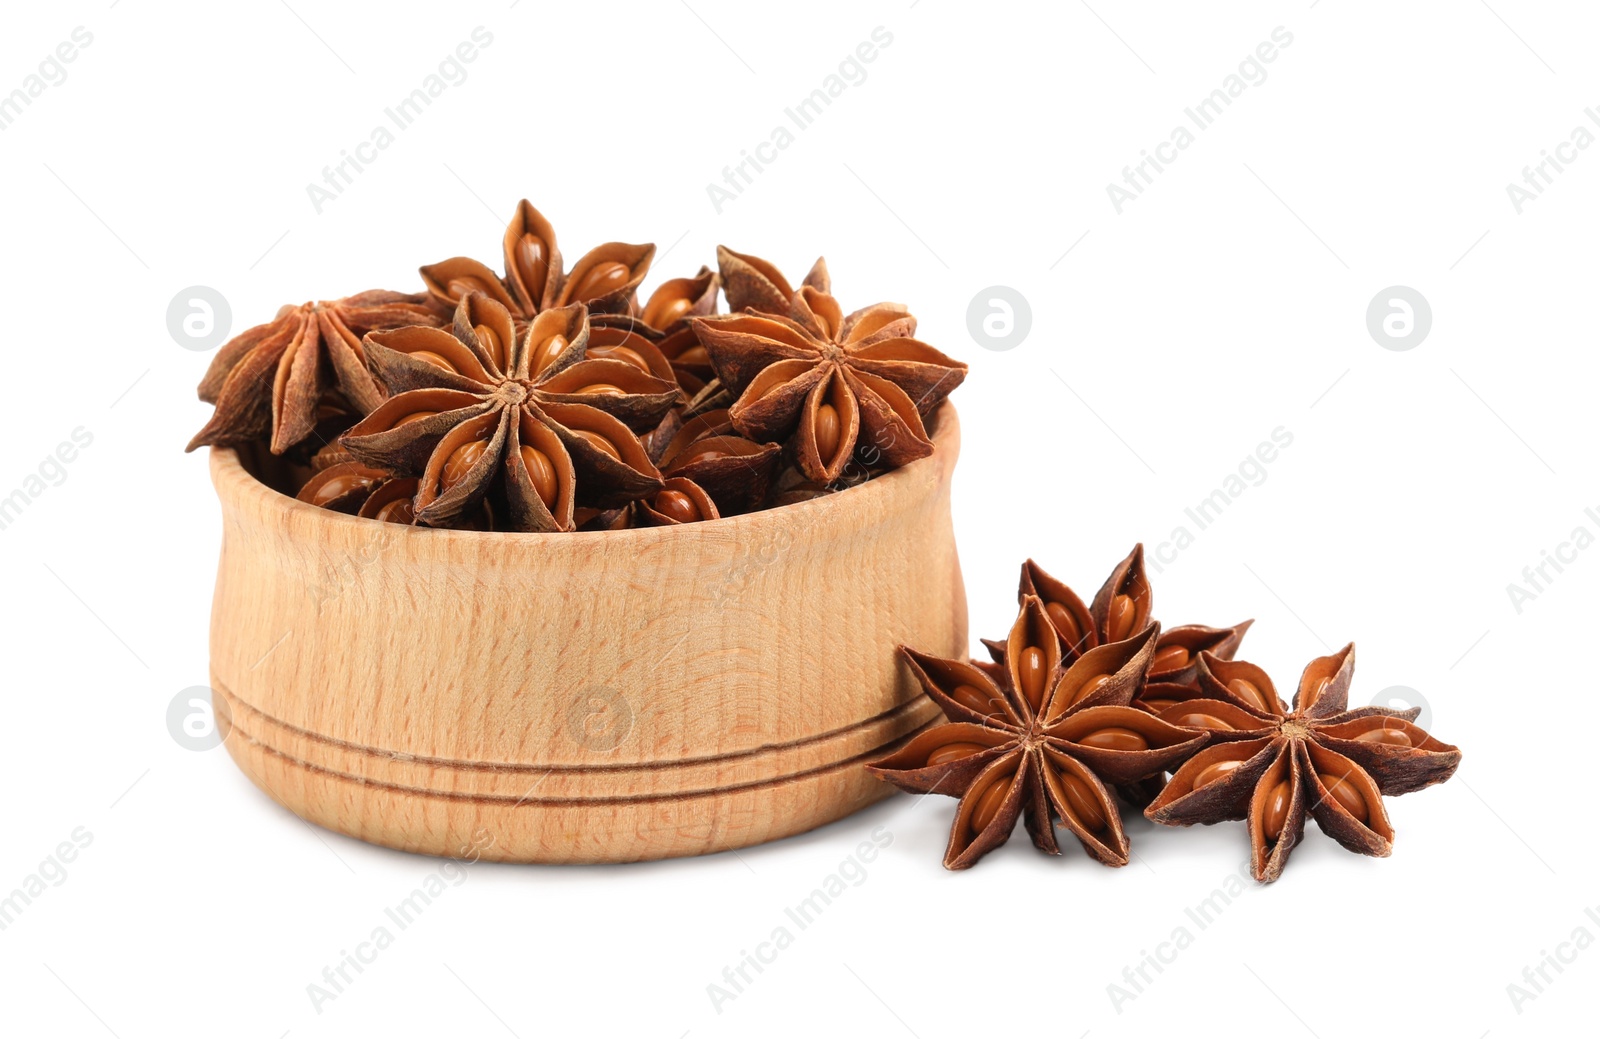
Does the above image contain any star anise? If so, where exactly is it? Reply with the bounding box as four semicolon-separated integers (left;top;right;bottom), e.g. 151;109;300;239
576;476;723;530
690;284;966;483
986;546;1250;683
338;293;677;532
866;596;1208;869
420;199;653;320
295;462;447;525
188;290;441;454
639;265;723;334
587;266;724;398
653;408;781;515
1145;645;1462;883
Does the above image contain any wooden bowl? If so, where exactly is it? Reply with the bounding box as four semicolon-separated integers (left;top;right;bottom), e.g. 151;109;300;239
208;404;965;863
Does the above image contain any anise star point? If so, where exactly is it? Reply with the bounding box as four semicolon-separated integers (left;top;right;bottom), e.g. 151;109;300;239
188;289;441;455
868;596;1209;870
339;293;677;532
1145;644;1462;883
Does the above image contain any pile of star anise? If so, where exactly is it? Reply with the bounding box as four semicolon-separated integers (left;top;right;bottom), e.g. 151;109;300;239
868;546;1463;883
187;200;967;532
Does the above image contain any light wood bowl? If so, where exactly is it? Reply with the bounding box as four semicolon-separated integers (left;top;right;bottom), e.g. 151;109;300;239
208;404;965;863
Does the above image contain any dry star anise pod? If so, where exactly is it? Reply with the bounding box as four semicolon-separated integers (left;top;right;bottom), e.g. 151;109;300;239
188;290;440;454
576;476;722;530
1145;645;1462;883
638;266;723;334
590;267;724;398
691;284;965;483
295;462;443;526
654;408;780;515
420;199;653;321
992;546;1251;692
866;597;1208;869
339;293;676;532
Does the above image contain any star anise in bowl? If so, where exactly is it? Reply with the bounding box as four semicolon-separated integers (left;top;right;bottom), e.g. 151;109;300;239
691;283;966;483
421;199;655;321
187;290;442;455
337;293;677;532
866;596;1208;869
1144;645;1462;882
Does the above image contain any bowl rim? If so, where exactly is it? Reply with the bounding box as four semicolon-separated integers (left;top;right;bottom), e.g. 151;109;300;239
210;400;959;547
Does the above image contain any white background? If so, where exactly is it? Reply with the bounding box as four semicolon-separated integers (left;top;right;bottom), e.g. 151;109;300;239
2;1;1595;1036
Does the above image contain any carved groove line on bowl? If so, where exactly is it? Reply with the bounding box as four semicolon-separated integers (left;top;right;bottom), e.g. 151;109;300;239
215;675;940;775
219;686;943;807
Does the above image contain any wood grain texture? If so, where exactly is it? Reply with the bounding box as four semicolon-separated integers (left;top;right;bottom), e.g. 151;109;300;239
208;404;965;862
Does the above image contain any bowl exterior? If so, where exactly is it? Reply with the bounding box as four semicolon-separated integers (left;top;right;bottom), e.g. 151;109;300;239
209;405;965;862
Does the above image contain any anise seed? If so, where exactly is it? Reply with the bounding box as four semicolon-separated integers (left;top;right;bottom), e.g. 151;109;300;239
570;261;630;301
473;324;504;369
1019;646;1048;712
1354;727;1412;747
969;772;1013;835
652;489;699;524
442;441;486;490
1045;601;1082;645
530;334;569;375
1318;773;1368;823
1192;759;1244;791
1077;727;1148;753
1107;593;1135;641
514;235;549;301
1151;644;1190;672
374;498;414;524
596;345;649;371
646;296;694;329
927;741;986;768
447;277;493;299
1058;771;1107;832
1228;677;1268;712
1174;712;1233;731
1072;674;1112;707
575;429;620;461
949;684;997;716
815;402;841;462
1263;780;1293;840
410;350;456;371
519;446;558;508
